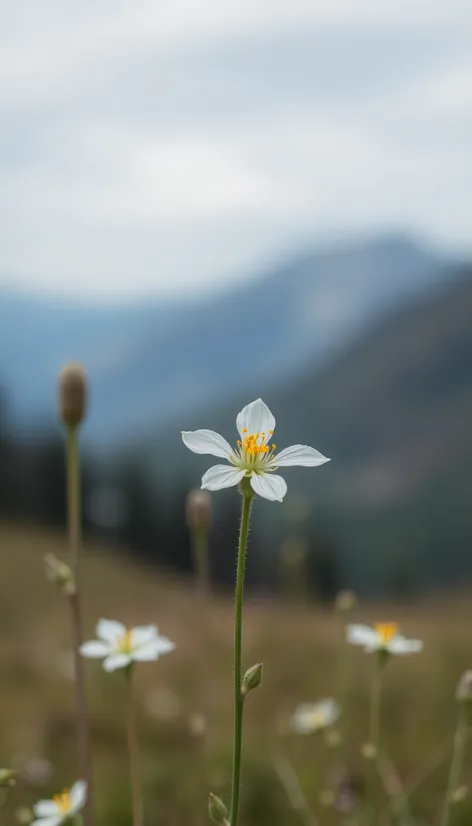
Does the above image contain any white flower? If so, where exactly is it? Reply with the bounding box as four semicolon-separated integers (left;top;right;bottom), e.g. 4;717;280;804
292;699;340;734
32;780;86;826
182;398;330;502
80;619;175;672
346;623;423;655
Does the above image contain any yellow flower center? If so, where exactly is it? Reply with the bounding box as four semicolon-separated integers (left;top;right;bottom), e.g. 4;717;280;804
235;429;276;466
375;623;398;644
53;790;71;814
116;629;133;654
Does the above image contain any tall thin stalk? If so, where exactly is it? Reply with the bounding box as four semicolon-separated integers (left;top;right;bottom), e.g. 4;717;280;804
126;668;143;826
229;480;254;826
65;422;93;826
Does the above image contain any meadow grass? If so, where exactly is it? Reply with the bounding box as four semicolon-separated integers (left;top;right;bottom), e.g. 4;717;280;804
1;521;471;825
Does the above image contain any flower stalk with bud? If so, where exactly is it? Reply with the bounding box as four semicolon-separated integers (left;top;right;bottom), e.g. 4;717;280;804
57;364;93;826
183;398;329;826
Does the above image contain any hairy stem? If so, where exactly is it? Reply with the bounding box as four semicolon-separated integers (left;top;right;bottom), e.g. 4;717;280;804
229;483;254;826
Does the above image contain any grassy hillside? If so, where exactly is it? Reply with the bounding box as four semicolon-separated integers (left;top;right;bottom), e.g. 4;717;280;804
1;522;472;825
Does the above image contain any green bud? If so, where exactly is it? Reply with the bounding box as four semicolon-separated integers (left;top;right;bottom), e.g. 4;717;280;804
0;769;17;787
44;553;75;594
241;663;263;698
208;793;228;824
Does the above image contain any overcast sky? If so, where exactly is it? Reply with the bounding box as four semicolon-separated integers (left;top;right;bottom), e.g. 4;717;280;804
1;0;472;301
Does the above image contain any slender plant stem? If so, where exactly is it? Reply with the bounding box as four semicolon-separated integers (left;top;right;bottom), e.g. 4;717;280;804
65;424;93;826
336;616;350;750
126;668;143;826
365;659;382;826
440;705;468;826
229;484;254;826
192;525;210;826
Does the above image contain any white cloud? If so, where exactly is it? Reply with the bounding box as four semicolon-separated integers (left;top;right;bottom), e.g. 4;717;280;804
1;0;472;299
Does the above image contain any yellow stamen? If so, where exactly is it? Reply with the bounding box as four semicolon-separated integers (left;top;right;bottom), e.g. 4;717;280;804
242;428;247;433
53;791;71;814
117;628;133;653
375;623;398;644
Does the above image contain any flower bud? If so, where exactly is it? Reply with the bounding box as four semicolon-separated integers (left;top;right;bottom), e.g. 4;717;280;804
241;663;263;698
186;489;212;532
0;769;17;787
456;671;472;704
44;553;75;594
335;590;358;615
208;793;228;824
58;363;87;426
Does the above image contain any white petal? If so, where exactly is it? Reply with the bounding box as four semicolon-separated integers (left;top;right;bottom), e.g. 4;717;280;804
201;465;245;491
388;637;423;655
346;624;378;648
130;626;158;648
274;444;330;467
31;817;62;826
79;641;110;659
132;637;175;661
292;699;339;733
181;429;233;458
69;781;87;812
103;653;131;672
236;398;275;443
96;619;126;644
250;473;287;502
34;802;61;818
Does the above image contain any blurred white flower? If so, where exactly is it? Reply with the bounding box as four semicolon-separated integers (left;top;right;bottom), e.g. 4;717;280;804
346;623;423;655
32;780;86;826
80;619;175;672
292;699;340;734
182;398;329;502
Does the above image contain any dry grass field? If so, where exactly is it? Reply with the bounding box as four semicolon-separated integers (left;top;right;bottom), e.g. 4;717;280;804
0;521;471;825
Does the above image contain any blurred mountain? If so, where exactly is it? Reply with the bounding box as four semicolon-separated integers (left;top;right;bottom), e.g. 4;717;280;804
0;234;449;440
152;267;472;594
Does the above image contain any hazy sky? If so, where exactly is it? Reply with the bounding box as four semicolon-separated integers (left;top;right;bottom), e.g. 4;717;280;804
2;1;472;301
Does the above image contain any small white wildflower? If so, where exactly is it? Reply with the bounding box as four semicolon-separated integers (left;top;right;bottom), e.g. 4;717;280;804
346;623;423;655
182;398;329;502
80;619;175;672
292;699;340;734
32;780;86;826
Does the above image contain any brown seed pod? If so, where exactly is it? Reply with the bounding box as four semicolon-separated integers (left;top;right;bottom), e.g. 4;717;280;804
58;363;87;426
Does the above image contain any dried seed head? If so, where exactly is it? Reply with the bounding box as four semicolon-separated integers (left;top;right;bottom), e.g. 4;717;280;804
456;670;472;703
186;489;212;532
58;363;87;426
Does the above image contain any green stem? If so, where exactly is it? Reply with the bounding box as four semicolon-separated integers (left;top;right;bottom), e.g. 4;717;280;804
65;425;93;826
440;705;468;826
126;667;143;826
229;482;254;826
365;659;382;826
